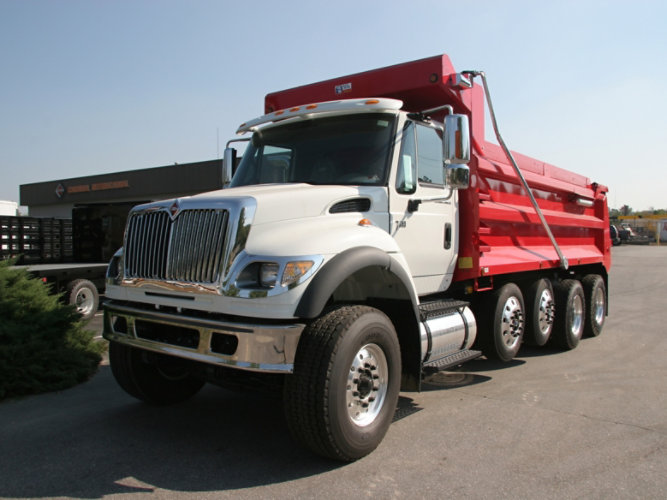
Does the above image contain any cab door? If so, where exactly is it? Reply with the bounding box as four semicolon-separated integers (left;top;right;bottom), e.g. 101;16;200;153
389;120;458;295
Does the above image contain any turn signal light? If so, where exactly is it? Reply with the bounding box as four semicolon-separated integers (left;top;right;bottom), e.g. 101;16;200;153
282;261;314;287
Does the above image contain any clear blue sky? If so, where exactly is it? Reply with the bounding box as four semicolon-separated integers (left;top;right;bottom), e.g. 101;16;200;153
1;0;665;211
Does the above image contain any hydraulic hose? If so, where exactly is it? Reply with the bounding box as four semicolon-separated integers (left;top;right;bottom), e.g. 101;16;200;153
463;70;569;270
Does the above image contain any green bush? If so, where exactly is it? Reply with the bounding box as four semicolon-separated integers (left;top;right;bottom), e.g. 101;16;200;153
0;260;105;400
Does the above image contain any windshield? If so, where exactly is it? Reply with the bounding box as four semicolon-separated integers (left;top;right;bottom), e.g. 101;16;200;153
230;113;396;187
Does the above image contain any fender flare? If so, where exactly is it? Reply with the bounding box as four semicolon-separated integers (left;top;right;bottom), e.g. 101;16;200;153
295;246;417;319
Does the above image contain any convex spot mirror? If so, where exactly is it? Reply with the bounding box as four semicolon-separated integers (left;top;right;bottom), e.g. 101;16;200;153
446;164;470;190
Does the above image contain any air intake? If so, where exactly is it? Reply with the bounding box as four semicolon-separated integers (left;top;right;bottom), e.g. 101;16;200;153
329;198;371;214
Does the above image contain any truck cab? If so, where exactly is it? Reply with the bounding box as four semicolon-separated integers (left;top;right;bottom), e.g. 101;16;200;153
228;98;469;297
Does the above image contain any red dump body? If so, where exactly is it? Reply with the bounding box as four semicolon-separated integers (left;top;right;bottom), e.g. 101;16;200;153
265;55;611;283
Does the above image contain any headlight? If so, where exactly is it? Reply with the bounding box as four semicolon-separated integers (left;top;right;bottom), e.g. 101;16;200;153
259;263;280;287
236;259;317;290
237;262;280;289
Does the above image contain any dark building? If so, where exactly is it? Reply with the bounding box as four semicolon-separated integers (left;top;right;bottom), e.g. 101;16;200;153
20;159;224;218
19;159;224;262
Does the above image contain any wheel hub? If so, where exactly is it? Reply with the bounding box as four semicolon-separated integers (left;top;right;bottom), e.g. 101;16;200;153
570;295;584;336
356;371;374;398
538;290;555;334
346;343;388;427
75;289;95;316
501;297;524;347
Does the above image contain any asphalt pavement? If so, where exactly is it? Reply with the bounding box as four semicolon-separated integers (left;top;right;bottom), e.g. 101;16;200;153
0;245;665;499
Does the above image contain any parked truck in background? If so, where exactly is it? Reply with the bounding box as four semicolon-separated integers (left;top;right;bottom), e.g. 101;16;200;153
103;54;610;461
2;204;130;320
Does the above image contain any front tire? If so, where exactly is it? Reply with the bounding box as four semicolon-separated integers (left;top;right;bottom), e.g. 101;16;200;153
283;305;401;462
109;342;205;405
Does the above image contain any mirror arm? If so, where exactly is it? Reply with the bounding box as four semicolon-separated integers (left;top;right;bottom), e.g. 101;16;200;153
408;189;455;213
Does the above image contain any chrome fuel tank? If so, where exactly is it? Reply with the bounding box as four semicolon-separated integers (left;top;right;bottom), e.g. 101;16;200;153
420;302;477;364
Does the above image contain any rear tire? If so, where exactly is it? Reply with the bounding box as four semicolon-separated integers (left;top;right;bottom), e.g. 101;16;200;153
479;283;525;361
551;279;585;350
582;274;606;337
523;278;555;346
109;342;205;405
283;305;401;462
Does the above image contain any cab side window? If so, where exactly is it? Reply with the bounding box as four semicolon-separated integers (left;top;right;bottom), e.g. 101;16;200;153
415;124;444;186
395;121;444;194
396;122;417;194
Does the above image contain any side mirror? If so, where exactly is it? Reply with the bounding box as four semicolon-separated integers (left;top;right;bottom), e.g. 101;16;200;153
443;114;470;164
446;164;470;190
223;147;236;186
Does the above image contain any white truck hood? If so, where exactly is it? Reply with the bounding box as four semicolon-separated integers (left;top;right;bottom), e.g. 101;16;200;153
186;183;385;226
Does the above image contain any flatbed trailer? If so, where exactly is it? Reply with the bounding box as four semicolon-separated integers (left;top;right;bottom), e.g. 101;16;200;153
1;215;105;320
14;263;106;320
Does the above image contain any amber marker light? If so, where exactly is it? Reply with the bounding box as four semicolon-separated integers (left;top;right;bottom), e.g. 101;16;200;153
282;261;314;287
358;218;373;227
365;99;380;105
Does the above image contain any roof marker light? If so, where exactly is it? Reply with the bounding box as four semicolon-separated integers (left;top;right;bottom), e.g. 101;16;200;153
236;98;403;134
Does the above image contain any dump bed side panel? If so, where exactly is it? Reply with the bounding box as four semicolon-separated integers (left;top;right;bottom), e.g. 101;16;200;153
454;141;611;283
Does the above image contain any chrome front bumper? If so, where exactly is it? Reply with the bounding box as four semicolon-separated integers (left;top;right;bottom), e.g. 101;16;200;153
103;301;304;373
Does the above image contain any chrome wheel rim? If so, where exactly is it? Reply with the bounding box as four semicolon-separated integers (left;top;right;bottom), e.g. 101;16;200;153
593;286;605;326
75;288;95;317
537;289;555;334
346;343;388;427
501;296;524;348
571;294;584;337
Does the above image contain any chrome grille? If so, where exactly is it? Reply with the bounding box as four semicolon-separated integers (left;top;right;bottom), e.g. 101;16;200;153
125;209;229;283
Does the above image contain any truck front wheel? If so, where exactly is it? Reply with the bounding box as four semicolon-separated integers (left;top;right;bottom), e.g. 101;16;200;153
284;305;401;462
109;342;205;405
